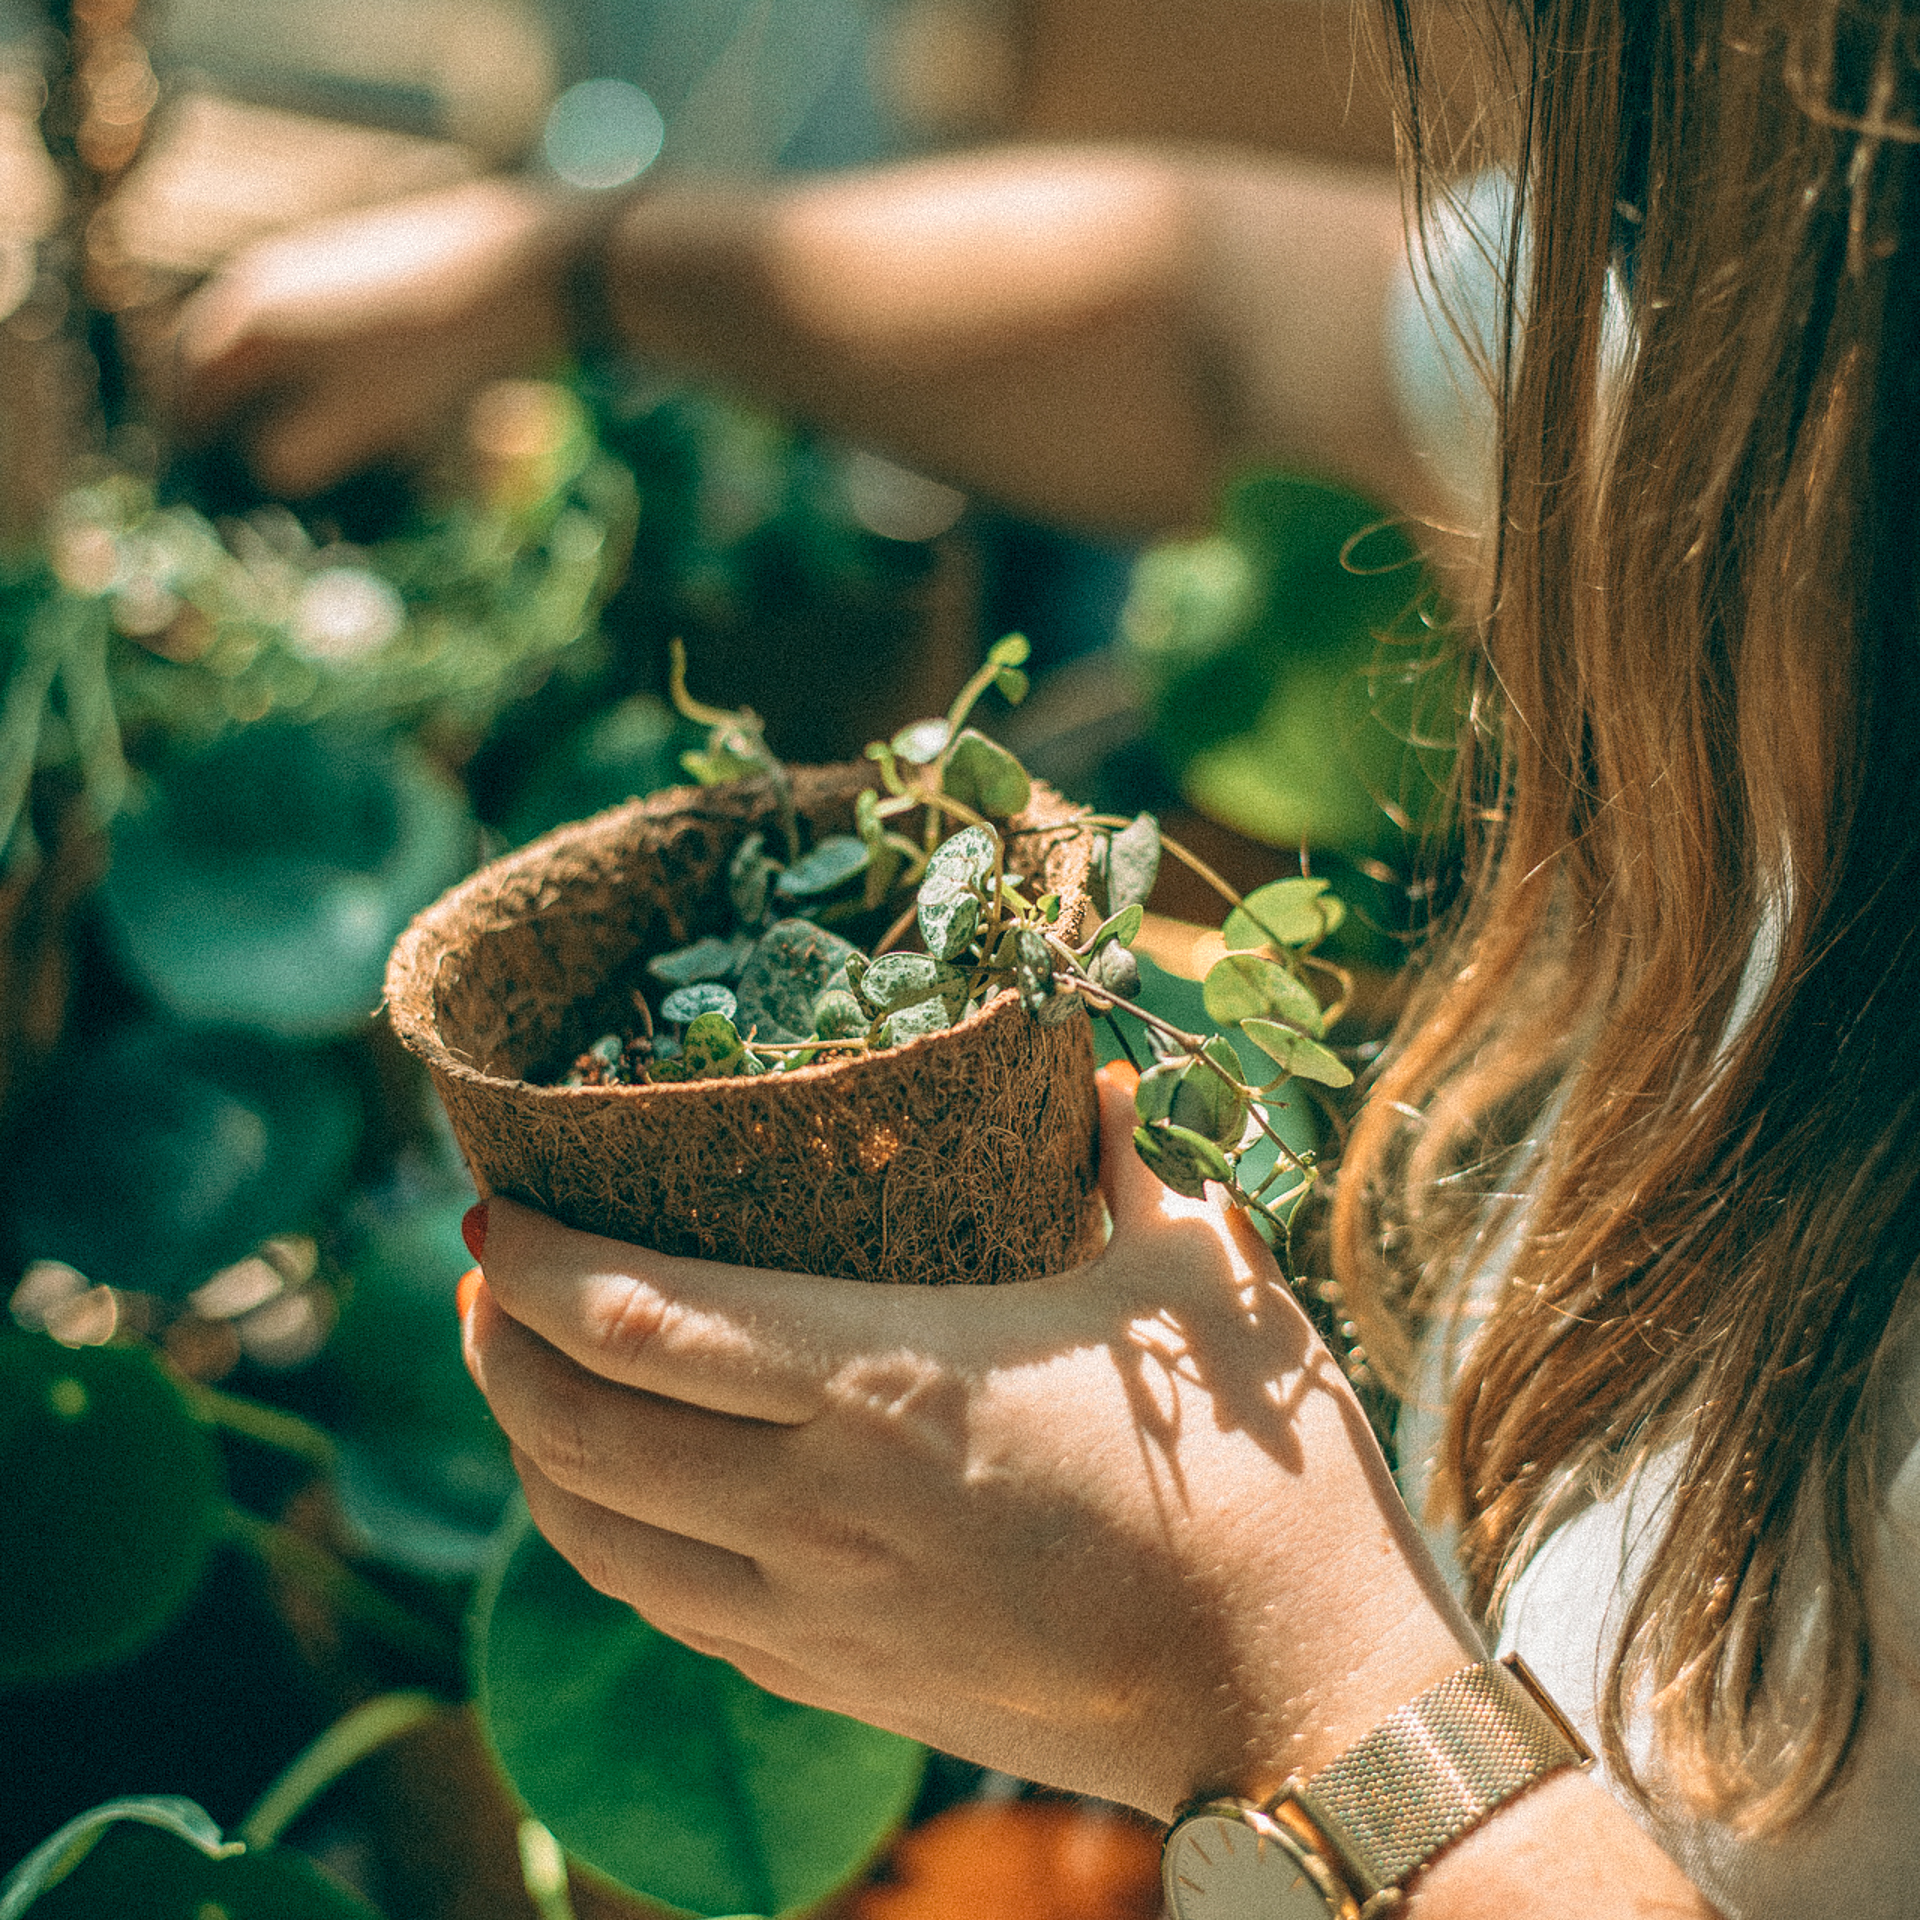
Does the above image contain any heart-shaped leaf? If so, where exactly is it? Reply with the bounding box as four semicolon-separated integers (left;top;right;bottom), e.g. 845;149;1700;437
890;718;950;765
878;998;956;1048
1201;954;1325;1037
939;730;1030;818
1131;1124;1233;1199
1240;1019;1355;1088
648;936;755;991
922;825;996;893
773;836;869;901
661;984;739;1027
474;1509;925;1918
915;876;979;962
734;921;861;1043
1223;877;1346;952
681;1011;747;1077
1105;814;1161;913
1168;1038;1251;1145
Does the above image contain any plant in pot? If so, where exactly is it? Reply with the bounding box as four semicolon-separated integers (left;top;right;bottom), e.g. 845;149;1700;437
383;637;1361;1919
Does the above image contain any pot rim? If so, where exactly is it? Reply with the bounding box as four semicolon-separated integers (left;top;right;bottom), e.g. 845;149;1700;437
384;767;1097;1105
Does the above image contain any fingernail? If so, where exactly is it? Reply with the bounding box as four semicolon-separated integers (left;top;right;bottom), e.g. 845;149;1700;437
457;1267;485;1319
461;1202;489;1260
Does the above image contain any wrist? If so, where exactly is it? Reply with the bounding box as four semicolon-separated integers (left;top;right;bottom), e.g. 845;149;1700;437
1163;1654;1595;1920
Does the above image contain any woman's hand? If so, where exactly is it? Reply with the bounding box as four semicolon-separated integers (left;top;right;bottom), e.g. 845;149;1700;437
462;1064;1478;1821
168;178;569;498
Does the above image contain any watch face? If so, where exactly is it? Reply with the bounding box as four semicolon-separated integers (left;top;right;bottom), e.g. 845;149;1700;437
1162;1809;1341;1920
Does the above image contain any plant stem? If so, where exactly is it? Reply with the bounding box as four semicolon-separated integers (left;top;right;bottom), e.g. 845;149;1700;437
185;1382;338;1475
1081;815;1246;913
238;1691;443;1849
223;1508;459;1671
1052;944;1313;1181
1102;1011;1144;1074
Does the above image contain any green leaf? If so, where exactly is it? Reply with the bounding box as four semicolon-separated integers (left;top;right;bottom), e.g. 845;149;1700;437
1131;1124;1233;1200
773;836;868;901
1088;905;1143;954
0;1335;225;1687
649;936;754;991
734;921;861;1044
1;1021;362;1301
878;998;955;1047
1169;1037;1251;1145
680;1011;748;1078
728;835;777;927
939;729;1030;818
1223;877;1347;951
989;926;1054;1010
1240;1020;1355;1088
1106;814;1161;912
993;666;1030;705
0;1796;386;1920
99;723;476;1039
475;1509;924;1918
1202;953;1325;1037
987;633;1031;669
859;953;966;1018
915;875;979;962
923;824;997;892
1087;942;1142;999
889;718;950;765
1093;955;1319;1199
1133;1061;1182;1126
661;984;739;1026
810;989;866;1040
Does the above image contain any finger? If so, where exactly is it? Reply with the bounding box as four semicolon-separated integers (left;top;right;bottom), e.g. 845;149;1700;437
1096;1058;1216;1239
467;1278;786;1557
480;1196;926;1423
515;1449;769;1645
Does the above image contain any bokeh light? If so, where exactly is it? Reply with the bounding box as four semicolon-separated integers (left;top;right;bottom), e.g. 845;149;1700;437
541;78;666;192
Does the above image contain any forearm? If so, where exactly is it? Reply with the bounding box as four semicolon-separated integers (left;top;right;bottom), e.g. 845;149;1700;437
1411;1769;1716;1919
591;149;1436;535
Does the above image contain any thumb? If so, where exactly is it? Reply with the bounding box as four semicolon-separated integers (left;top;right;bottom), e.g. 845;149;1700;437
1095;1059;1192;1239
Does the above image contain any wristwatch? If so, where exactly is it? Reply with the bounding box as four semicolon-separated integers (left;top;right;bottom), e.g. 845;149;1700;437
1161;1654;1593;1919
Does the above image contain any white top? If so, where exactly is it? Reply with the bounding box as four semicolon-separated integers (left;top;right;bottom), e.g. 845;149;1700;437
1384;205;1920;1915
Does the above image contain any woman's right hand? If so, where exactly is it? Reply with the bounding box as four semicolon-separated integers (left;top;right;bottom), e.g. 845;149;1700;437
167;177;570;497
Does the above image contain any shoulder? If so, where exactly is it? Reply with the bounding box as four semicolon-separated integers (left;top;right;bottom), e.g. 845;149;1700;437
1489;1304;1920;1919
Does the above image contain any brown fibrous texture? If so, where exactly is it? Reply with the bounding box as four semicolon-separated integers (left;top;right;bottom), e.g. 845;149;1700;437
385;765;1103;1284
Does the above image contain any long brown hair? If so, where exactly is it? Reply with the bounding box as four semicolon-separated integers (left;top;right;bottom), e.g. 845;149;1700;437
1334;0;1920;1830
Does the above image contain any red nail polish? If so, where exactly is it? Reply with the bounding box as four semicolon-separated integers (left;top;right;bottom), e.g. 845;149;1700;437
461;1201;489;1260
457;1267;484;1319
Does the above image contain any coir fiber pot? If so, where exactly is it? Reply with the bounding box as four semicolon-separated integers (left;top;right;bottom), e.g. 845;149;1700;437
385;765;1103;1284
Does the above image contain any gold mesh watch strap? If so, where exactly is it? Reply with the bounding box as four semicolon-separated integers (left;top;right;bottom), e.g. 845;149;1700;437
1285;1654;1593;1910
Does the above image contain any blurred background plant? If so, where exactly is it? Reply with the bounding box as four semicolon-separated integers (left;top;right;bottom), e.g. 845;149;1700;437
0;0;1457;1914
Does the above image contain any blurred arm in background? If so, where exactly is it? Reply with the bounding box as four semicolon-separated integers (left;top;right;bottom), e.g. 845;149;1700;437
168;146;1443;543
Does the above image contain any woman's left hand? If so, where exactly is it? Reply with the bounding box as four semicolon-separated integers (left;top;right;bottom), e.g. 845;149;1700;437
461;1064;1478;1821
